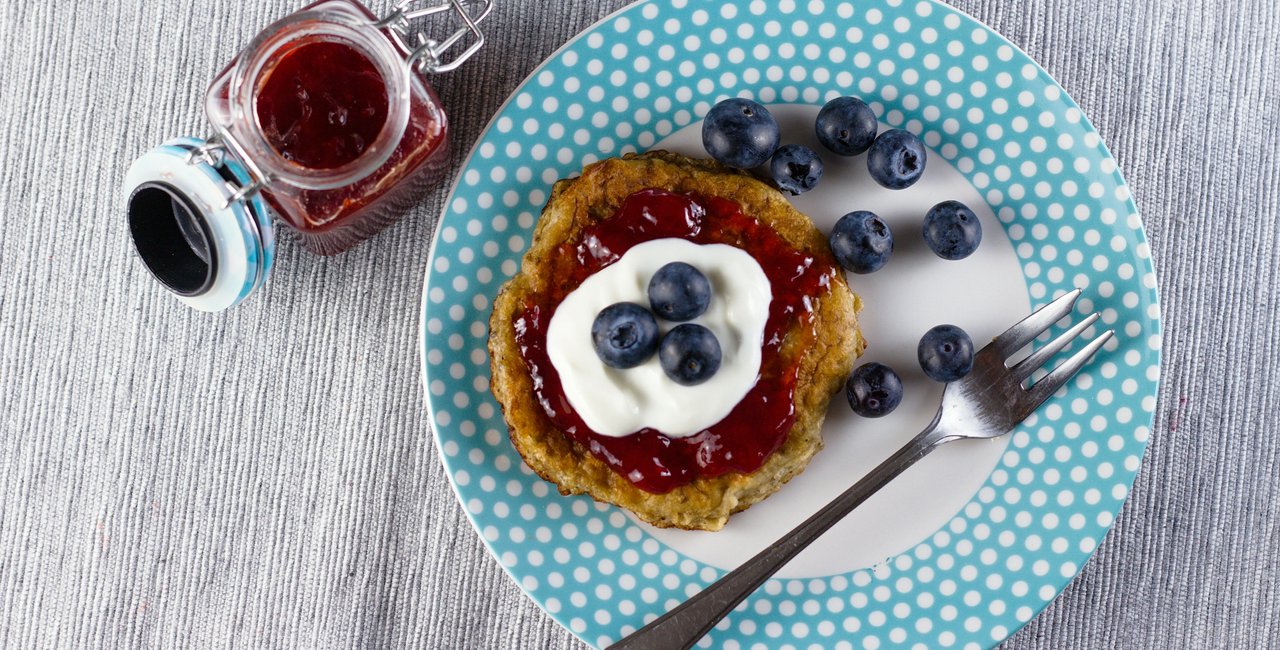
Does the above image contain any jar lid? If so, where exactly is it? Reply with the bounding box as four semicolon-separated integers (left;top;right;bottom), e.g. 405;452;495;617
124;137;275;312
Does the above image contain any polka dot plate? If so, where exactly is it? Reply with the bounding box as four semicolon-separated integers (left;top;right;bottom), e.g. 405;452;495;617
419;1;1161;648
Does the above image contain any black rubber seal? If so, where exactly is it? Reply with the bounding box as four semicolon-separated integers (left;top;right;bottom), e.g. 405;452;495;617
127;182;218;297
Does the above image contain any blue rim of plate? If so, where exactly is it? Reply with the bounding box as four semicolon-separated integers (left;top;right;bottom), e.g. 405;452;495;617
419;1;1162;648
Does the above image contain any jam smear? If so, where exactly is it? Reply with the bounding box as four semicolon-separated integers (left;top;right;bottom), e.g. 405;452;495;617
514;189;838;493
255;40;390;170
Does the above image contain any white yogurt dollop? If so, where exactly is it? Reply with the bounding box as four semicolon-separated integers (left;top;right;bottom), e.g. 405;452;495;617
546;238;772;438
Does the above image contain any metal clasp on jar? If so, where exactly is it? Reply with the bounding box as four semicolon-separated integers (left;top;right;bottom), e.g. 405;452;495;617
376;0;493;74
185;135;267;209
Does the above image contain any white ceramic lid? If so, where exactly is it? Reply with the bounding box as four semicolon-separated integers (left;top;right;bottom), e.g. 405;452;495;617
123;137;275;312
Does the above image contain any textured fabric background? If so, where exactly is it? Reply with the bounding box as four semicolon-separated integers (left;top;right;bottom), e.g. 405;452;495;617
0;0;1276;648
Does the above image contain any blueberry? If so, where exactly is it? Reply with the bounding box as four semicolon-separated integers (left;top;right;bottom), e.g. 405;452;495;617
591;303;659;369
845;362;903;418
866;129;927;189
659;324;722;386
770;144;824;195
918;324;975;382
647;262;712;322
923;200;982;260
829;210;893;274
702;98;780;169
815;96;878;156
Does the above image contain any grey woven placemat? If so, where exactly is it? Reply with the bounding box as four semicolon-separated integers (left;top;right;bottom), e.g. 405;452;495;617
1;0;1277;647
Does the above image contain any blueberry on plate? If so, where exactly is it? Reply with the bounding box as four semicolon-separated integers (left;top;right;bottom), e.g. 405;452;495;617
659;323;722;386
829;210;893;274
923;200;983;260
770;144;824;195
866;129;927;189
815;96;878;156
702;98;781;169
918;324;975;382
845;362;903;418
591;302;659;369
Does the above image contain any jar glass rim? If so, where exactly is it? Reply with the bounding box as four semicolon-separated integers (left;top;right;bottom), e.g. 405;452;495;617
228;9;411;190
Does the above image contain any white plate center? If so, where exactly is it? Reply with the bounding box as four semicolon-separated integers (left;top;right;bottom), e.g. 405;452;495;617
635;104;1030;578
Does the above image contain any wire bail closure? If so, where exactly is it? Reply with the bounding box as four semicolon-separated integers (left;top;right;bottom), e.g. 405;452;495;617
377;0;493;74
185;135;268;208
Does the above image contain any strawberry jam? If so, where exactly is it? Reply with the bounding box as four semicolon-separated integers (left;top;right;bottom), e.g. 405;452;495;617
255;41;389;170
513;189;838;493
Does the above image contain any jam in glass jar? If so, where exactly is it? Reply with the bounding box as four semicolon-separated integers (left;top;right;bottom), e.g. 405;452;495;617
124;0;491;311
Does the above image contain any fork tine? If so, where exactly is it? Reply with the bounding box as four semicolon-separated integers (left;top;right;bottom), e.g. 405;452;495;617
1010;312;1100;379
1025;329;1115;408
985;288;1082;360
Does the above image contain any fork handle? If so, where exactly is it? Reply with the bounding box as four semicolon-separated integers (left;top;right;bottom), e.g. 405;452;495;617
607;425;952;650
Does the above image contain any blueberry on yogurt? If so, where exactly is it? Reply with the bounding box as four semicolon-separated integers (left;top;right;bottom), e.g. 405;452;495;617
659;324;722;386
648;262;712;322
591;302;660;369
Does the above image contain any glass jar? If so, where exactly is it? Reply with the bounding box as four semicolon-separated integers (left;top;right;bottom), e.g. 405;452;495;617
124;0;491;311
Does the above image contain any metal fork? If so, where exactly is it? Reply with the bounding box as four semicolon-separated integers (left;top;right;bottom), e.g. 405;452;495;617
608;288;1113;650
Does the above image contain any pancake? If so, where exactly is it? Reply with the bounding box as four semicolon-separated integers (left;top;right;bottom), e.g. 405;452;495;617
488;151;864;531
